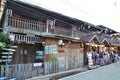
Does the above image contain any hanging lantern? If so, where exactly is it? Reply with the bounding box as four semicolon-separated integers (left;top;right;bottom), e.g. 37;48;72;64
114;1;117;7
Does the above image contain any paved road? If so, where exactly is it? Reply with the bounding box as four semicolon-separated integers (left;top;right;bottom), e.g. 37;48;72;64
59;61;120;80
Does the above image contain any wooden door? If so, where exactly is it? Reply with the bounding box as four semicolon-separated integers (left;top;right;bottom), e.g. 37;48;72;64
57;52;66;72
65;48;80;70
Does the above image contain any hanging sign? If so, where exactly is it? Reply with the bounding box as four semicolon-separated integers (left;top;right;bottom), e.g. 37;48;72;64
45;44;58;54
35;51;44;63
9;34;15;42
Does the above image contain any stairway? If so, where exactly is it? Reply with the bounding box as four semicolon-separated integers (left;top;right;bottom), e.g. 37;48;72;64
0;46;17;65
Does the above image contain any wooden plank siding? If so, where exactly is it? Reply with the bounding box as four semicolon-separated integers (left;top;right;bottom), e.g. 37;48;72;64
0;64;43;80
45;38;84;71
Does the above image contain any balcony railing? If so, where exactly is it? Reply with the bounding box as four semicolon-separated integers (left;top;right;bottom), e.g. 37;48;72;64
7;16;73;37
7;16;91;39
8;16;46;32
15;34;44;44
55;26;72;37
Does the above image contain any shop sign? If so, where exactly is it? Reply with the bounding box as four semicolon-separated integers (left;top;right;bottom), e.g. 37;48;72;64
35;51;44;63
9;34;15;42
45;44;58;54
33;63;42;68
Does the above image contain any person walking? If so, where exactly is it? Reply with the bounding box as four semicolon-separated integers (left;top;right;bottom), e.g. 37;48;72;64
87;50;93;66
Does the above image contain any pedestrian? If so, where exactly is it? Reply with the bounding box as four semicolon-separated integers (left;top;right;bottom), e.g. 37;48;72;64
110;51;115;63
87;50;93;66
99;51;105;66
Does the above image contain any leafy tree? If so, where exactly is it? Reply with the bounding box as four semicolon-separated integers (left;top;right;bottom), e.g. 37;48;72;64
0;32;11;48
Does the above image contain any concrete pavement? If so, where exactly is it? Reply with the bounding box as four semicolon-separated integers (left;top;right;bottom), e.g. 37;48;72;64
59;61;120;80
26;67;87;80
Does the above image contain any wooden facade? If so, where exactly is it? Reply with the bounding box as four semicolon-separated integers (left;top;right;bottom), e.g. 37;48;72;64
1;0;120;79
0;0;88;66
45;38;84;69
1;0;118;65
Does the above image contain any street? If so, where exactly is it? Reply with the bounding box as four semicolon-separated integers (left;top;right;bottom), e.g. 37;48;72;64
59;61;120;80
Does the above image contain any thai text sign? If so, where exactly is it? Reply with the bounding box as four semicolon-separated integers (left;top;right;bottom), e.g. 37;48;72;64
45;44;58;54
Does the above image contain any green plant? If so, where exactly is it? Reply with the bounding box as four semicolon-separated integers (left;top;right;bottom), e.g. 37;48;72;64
50;54;56;62
0;32;11;48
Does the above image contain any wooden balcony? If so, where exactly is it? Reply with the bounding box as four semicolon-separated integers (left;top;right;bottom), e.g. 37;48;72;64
14;34;44;44
8;16;46;32
55;26;72;37
7;16;73;37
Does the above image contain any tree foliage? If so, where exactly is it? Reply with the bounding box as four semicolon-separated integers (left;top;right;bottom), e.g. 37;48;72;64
0;32;10;47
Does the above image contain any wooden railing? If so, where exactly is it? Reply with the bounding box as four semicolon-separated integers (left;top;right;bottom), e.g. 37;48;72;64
15;34;44;44
55;26;72;36
8;16;46;32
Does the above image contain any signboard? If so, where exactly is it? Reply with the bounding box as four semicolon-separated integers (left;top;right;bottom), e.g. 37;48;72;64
35;51;44;63
33;63;42;68
45;44;58;54
9;34;15;42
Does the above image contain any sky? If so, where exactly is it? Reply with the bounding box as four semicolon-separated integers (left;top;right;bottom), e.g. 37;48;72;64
21;0;120;32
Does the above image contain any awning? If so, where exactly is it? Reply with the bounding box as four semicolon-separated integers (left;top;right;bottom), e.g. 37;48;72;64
101;38;110;46
80;34;100;44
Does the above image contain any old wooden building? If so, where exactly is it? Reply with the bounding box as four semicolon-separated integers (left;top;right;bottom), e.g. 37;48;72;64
1;0;120;79
2;0;87;68
2;0;118;65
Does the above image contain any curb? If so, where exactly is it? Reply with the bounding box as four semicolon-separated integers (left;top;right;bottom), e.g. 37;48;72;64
26;67;88;80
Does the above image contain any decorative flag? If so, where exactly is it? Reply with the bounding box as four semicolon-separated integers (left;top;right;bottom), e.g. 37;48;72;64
81;24;83;27
104;30;107;33
110;30;112;33
88;25;91;29
83;27;85;30
114;1;117;7
52;19;56;30
47;20;56;30
84;22;86;26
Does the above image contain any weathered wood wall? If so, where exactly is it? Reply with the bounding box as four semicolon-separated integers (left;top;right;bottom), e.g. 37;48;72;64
45;38;84;70
11;43;44;64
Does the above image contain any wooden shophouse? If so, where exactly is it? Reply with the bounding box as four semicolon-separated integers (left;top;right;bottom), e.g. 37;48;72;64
1;0;87;70
2;0;118;65
1;0;119;79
